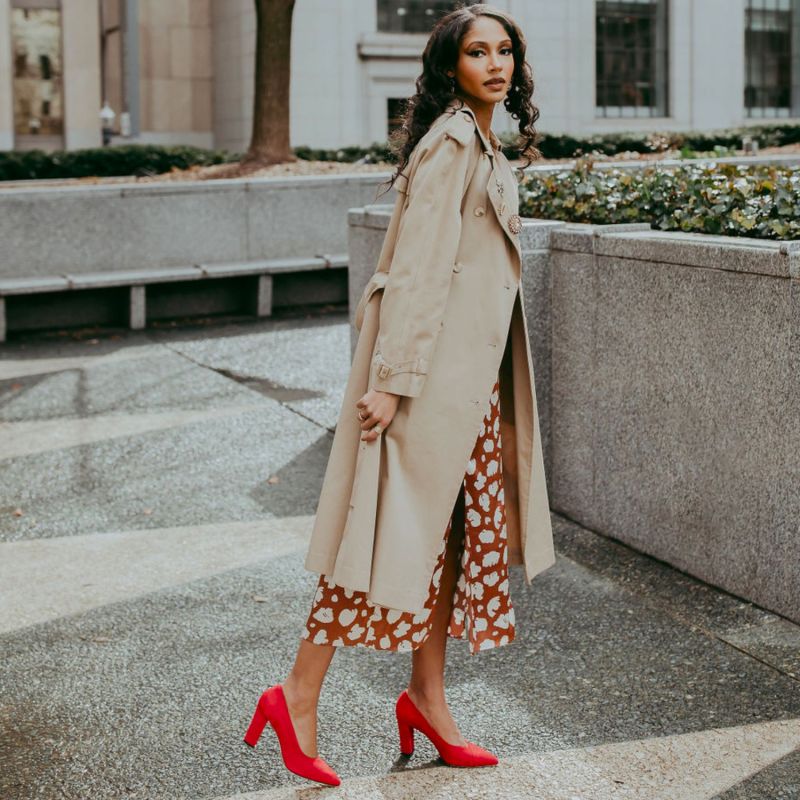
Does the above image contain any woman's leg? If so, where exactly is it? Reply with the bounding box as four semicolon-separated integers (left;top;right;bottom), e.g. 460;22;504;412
406;484;469;747
281;639;336;758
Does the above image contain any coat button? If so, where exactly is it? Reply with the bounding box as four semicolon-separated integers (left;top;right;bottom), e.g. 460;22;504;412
473;206;486;217
507;214;522;234
453;261;462;272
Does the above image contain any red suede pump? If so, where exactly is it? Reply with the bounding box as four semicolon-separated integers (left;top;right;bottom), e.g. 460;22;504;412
395;689;499;768
243;684;340;786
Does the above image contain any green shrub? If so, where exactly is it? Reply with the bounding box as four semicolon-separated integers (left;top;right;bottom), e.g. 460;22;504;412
2;119;799;181
520;159;800;241
521;122;800;161
0;145;237;181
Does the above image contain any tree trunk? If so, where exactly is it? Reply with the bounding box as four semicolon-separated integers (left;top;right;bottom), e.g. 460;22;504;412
243;0;296;167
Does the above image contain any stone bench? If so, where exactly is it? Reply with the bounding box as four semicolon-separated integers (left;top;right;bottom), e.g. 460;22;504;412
0;253;348;342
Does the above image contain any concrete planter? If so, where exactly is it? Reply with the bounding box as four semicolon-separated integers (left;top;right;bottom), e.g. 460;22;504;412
0;171;398;338
0;172;397;278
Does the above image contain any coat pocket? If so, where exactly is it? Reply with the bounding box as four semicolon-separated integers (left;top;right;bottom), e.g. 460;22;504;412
354;270;389;332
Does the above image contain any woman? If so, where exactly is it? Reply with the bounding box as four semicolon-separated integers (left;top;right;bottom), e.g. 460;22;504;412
243;4;555;787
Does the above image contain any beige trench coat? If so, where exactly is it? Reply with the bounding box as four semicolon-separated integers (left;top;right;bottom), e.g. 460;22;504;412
303;98;555;614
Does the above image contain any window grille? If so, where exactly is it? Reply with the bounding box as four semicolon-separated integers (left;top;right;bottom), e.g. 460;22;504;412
10;0;64;145
595;0;669;118
377;1;481;34
744;0;800;118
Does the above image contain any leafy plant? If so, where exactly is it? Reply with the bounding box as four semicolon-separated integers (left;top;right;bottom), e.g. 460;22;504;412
0;145;237;181
2;118;799;185
520;161;800;241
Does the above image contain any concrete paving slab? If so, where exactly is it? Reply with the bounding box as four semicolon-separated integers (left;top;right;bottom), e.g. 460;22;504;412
554;516;800;678
0;404;266;460
0;516;313;633
0;344;166;381
2;548;799;799
0;347;252;422
161;316;350;430
0;406;328;542
1;314;798;800
217;718;800;799
720;747;800;799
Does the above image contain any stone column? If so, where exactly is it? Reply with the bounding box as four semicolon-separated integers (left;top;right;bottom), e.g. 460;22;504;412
0;0;14;150
62;0;103;149
689;0;746;129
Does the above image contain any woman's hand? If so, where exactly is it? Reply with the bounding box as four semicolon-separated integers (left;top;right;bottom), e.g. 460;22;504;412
356;389;400;442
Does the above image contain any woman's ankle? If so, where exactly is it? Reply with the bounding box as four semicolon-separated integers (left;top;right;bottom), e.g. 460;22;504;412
283;673;322;709
407;682;447;706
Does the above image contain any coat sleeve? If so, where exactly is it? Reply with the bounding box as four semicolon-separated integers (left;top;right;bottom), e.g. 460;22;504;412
371;114;475;397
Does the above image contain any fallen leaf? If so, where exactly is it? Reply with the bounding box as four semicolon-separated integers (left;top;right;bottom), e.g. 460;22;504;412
267;476;280;484
12;508;23;517
252;595;269;603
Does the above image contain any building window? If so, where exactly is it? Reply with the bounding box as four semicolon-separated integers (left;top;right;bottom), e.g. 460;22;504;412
745;0;800;118
11;2;64;143
377;1;480;34
595;0;669;118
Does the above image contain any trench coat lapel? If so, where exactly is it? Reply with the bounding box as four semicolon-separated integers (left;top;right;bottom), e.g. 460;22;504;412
487;161;523;271
446;99;523;271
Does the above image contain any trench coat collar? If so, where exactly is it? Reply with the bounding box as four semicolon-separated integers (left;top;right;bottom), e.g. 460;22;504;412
444;98;502;155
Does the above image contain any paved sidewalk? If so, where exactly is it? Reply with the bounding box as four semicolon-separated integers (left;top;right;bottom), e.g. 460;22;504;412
1;314;799;800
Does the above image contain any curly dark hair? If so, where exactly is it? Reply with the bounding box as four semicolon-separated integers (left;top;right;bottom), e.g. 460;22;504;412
376;2;542;199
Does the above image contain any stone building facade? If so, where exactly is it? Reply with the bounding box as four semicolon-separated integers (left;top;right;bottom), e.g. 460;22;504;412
0;0;798;154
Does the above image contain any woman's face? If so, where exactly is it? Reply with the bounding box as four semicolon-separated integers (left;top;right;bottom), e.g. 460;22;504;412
449;16;515;108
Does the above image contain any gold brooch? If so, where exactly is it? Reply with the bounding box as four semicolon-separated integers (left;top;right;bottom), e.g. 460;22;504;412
507;214;522;234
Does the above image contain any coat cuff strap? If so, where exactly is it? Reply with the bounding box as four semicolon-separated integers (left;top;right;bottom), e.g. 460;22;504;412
371;354;427;398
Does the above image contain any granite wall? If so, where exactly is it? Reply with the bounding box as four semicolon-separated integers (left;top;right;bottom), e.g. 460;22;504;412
0;172;397;278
